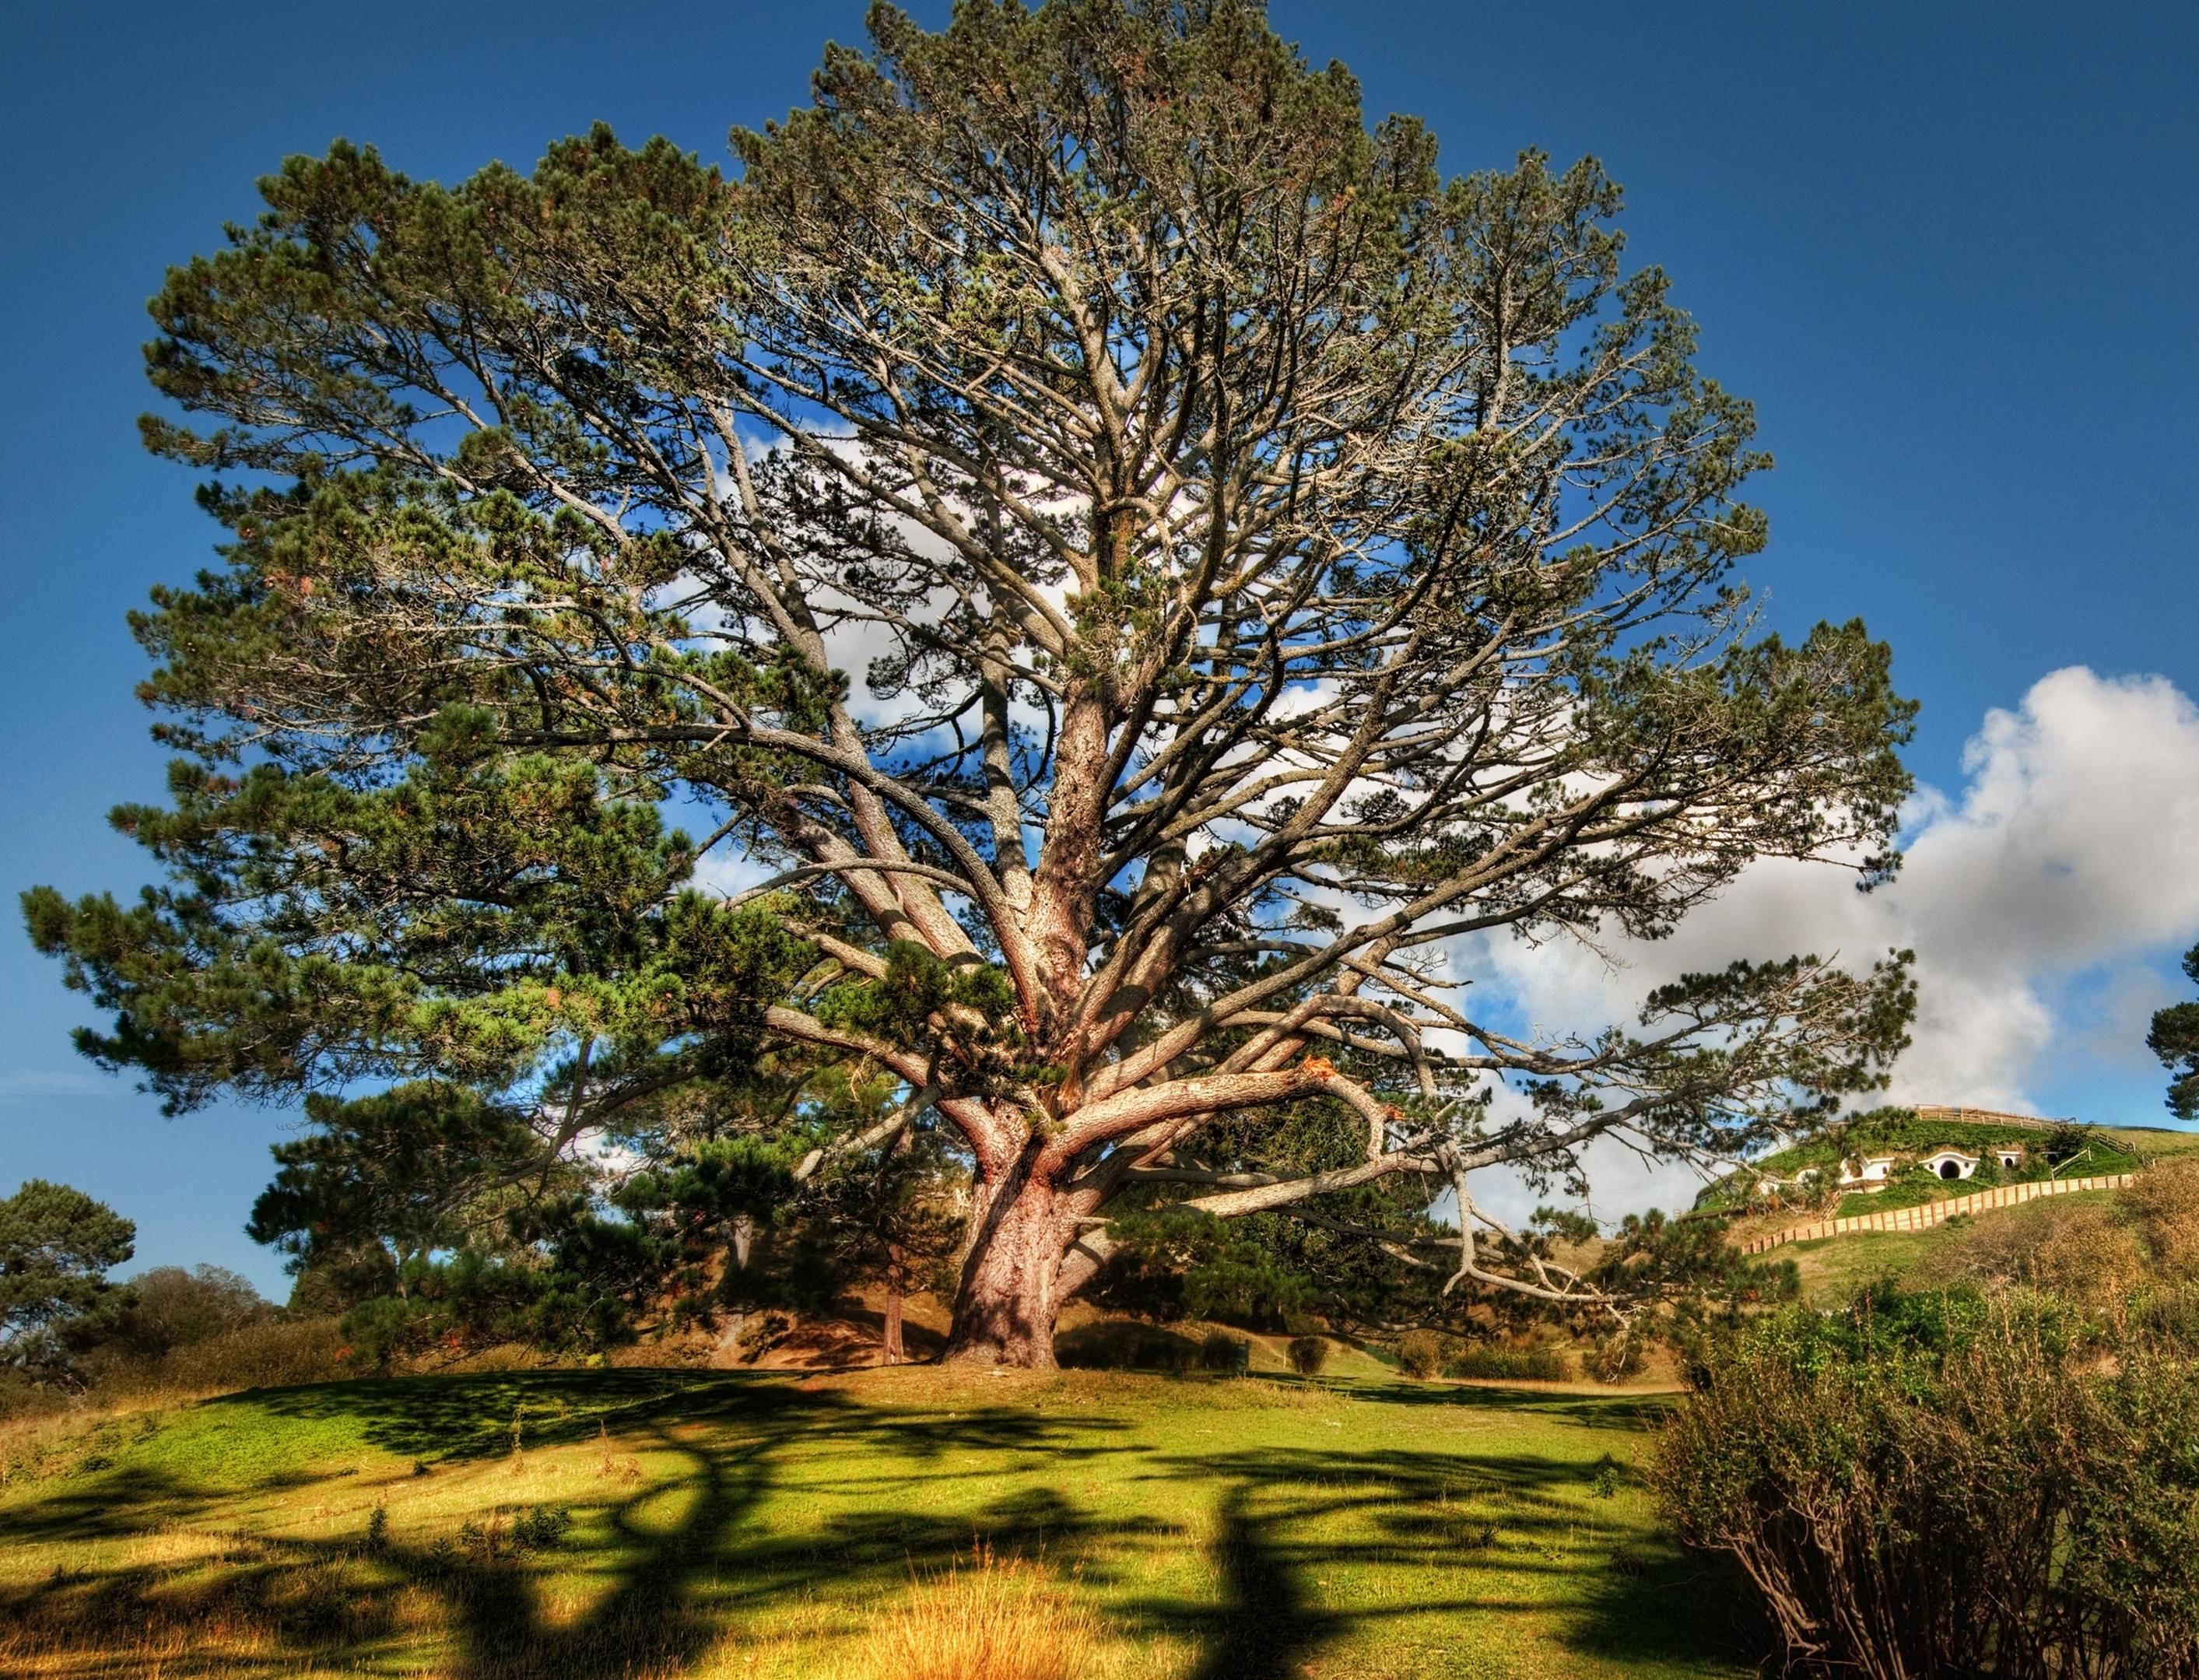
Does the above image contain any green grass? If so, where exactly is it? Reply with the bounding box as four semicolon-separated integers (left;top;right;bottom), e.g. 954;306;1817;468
1786;1227;1953;1303
1833;1171;1952;1220
0;1366;1755;1679
1699;1109;2175;1217
1784;1187;2126;1305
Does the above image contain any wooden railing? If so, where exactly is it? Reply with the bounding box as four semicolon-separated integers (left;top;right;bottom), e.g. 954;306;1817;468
1741;1173;2134;1255
1907;1104;2072;1132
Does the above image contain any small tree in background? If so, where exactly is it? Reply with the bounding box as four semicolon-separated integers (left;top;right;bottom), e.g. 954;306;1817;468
2150;941;2199;1121
0;1180;136;1382
106;1264;269;1360
805;1122;966;1364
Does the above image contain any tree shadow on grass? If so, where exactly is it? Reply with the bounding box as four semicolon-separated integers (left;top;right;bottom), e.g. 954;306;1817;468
1560;1544;1771;1677
1359;1379;1684;1430
1173;1484;1344;1680
0;1373;1146;1680
1118;1437;1761;1679
0;1372;1759;1680
248;1367;751;1461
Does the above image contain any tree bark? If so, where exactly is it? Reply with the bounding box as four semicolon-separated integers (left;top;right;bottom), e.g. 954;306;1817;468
882;1244;907;1366
941;1146;1067;1369
713;1212;756;1367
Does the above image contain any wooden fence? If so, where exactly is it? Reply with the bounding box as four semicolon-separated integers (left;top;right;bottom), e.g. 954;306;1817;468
1741;1173;2135;1255
1907;1104;2072;1132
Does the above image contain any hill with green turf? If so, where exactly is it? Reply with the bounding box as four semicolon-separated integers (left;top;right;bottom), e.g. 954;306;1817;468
1696;1107;2174;1224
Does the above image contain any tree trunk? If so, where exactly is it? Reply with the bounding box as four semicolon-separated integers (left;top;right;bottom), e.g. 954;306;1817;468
882;1245;907;1366
942;1152;1065;1369
713;1213;756;1367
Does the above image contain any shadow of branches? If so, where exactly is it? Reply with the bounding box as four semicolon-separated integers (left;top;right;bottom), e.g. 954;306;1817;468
0;1373;1753;1679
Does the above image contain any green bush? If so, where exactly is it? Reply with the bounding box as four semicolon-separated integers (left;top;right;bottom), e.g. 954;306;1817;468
1284;1335;1330;1376
1446;1344;1568;1382
1198;1331;1250;1374
1395;1329;1451;1380
1056;1321;1200;1372
1653;1289;2199;1678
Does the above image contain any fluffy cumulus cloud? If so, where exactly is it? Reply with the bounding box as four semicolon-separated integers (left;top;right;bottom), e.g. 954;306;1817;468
1461;667;2199;1220
1882;668;2199;1098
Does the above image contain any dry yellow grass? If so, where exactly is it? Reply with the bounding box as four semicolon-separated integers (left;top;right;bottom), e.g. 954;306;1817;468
2123;1156;2199;1275
840;1548;1102;1680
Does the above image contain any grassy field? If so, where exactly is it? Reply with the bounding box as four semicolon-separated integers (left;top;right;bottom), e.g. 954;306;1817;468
0;1366;1755;1680
1780;1187;2133;1304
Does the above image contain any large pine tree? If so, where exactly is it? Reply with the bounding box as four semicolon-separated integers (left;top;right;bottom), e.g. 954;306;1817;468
26;1;1914;1366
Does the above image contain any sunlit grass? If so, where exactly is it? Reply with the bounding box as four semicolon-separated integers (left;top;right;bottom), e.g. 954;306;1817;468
0;1366;1752;1678
1783;1186;2129;1304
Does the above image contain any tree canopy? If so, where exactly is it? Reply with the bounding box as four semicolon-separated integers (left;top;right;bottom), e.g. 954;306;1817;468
25;0;1913;1366
2151;941;2199;1122
0;1180;137;1377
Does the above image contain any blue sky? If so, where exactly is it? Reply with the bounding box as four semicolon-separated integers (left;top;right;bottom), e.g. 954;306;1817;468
3;1;2194;1295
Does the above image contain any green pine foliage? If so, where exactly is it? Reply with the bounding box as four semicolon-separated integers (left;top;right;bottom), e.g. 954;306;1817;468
2150;941;2199;1121
0;1181;136;1380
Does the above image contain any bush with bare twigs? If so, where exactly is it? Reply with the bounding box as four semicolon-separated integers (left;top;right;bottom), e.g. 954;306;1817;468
1285;1335;1331;1376
1654;1287;2199;1678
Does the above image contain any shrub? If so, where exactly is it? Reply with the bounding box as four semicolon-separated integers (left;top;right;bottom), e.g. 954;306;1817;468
1055;1321;1200;1373
2122;1158;2199;1280
1198;1331;1250;1374
151;1316;345;1393
1395;1330;1451;1380
1284;1335;1330;1376
1588;1454;1622;1499
74;1265;288;1392
507;1504;573;1552
1582;1331;1643;1384
106;1264;270;1359
1446;1344;1568;1382
1931;1197;2149;1308
72;1311;345;1400
1652;1289;2199;1678
448;1504;572;1563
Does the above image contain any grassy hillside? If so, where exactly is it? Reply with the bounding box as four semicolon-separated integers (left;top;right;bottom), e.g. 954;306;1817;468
1773;1186;2138;1306
0;1366;1755;1680
1698;1110;2183;1226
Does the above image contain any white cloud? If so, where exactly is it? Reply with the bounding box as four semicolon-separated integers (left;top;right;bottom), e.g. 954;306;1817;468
0;1068;117;1101
688;846;780;901
1457;1079;1723;1233
1454;667;2199;1216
